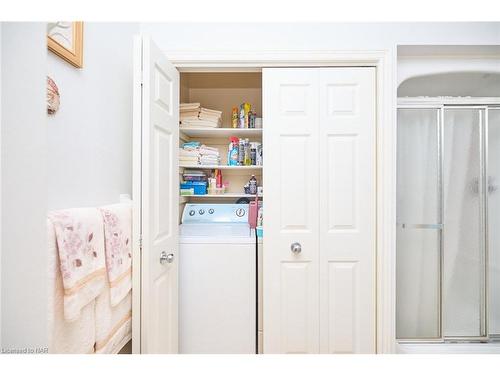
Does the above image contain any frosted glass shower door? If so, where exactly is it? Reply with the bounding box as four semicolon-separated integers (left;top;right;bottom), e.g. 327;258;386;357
396;109;441;339
442;108;485;338
489;109;500;336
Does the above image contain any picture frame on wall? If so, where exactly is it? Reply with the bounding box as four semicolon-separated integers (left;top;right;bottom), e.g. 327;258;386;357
47;21;84;68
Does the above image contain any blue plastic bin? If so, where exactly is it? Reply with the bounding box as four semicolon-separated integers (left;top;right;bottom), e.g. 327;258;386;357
180;181;207;195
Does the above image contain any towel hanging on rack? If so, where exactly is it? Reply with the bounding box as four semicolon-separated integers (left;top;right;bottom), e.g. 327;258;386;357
48;208;106;321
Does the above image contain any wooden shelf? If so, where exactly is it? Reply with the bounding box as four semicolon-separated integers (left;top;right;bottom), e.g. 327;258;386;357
179;127;262;139
181;193;263;199
179;164;263;170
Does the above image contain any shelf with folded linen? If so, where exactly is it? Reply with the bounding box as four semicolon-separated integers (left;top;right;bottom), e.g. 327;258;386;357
180;103;222;128
179;142;221;167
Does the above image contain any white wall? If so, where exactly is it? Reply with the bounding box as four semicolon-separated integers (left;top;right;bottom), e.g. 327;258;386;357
1;22;48;351
0;22;2;349
141;22;500;53
47;22;139;210
1;21;139;351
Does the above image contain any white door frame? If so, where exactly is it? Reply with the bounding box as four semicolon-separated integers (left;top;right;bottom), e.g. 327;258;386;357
133;49;396;353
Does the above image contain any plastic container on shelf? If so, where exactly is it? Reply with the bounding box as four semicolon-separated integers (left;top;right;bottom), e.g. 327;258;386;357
215;187;226;195
207;186;225;195
256;226;263;238
180;188;195;196
180;181;207;195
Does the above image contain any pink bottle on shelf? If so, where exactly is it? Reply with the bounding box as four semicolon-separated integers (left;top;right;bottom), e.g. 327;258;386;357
248;195;259;229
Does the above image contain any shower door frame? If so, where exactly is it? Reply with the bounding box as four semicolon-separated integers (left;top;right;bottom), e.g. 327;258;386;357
397;97;500;344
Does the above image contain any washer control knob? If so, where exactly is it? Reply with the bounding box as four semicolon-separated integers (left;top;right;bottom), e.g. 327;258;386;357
199;209;205;215
189;210;195;216
208;209;214;214
235;208;246;217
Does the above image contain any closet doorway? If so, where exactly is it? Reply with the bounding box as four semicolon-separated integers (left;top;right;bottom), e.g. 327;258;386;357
132;37;394;354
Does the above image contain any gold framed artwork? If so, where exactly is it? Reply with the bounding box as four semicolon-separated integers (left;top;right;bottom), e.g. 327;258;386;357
47;22;84;68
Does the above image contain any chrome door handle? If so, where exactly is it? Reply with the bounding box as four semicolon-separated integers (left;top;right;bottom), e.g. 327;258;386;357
160;251;174;265
290;242;302;254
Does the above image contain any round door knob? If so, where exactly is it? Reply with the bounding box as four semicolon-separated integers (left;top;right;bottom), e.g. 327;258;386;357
160;251;175;264
290;242;302;254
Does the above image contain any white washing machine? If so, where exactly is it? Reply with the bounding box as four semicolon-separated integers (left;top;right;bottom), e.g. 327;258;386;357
179;203;257;354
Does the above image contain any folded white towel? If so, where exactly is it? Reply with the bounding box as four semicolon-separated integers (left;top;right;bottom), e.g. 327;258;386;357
48;208;106;322
200;107;222;116
179;156;199;160
199;146;219;156
47;219;96;353
179;115;200;121
99;203;132;307
179;148;200;157
180;102;200;110
180;119;221;128
200;156;219;162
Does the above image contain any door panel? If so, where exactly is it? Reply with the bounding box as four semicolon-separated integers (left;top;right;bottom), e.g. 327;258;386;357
489;109;500;336
327;261;357;353
319;68;376;353
280;261;314;353
263;68;320;353
396;108;441;340
442;108;484;338
133;36;179;353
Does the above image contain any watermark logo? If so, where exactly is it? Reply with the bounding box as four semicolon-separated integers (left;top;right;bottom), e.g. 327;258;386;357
1;347;48;354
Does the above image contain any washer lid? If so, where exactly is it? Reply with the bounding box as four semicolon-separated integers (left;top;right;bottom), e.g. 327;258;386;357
179;223;252;238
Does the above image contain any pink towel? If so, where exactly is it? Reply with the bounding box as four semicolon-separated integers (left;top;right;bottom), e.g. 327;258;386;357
49;208;106;322
99;203;132;306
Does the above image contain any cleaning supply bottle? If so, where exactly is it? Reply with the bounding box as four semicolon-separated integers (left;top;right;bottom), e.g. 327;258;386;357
227;143;233;166
239;105;245;128
216;169;222;188
244;138;251;166
228;137;239;166
243;103;251;128
238;138;245;165
231;107;238;128
249;175;257;194
257;206;263;227
250;142;257;165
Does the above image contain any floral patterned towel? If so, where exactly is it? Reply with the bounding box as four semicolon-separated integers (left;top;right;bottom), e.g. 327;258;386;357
99;203;132;307
48;208;106;322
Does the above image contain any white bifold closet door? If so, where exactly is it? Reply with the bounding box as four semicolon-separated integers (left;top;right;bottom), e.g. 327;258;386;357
318;68;376;353
263;68;321;354
263;67;376;354
133;36;180;354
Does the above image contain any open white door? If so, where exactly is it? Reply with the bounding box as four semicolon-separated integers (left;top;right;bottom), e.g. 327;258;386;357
132;35;179;354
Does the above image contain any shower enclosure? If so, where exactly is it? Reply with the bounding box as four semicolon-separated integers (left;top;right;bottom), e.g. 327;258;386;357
396;98;500;342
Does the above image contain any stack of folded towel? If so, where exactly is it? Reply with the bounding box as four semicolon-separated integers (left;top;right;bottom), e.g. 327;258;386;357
199;145;220;166
179;141;201;166
180;103;222;128
180;102;201;122
179;142;220;166
198;107;222;126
